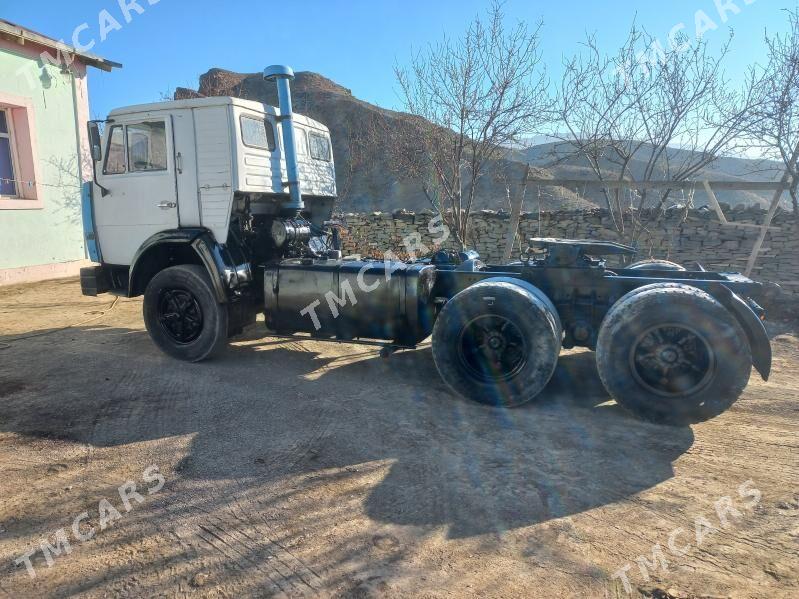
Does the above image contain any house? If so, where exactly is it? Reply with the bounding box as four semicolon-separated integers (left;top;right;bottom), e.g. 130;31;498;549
0;19;120;285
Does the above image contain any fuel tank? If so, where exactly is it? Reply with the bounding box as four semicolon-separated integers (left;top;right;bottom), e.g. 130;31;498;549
264;258;437;344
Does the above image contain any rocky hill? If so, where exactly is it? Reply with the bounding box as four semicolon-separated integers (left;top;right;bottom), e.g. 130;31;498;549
513;142;783;209
175;69;785;213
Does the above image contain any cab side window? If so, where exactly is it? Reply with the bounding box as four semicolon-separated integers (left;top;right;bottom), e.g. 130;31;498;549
309;131;331;162
295;128;308;156
103;121;168;175
128;122;167;171
241;115;276;151
103;126;126;174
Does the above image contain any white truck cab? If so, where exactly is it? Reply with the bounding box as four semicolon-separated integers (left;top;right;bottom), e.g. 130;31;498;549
91;95;336;265
81;66;351;360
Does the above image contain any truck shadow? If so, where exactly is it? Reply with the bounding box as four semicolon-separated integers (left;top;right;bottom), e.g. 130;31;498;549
339;346;693;538
0;324;694;541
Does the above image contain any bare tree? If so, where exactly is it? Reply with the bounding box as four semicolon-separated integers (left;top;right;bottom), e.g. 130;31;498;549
333;111;387;206
556;25;760;239
394;2;551;248
556;31;645;233
746;9;799;214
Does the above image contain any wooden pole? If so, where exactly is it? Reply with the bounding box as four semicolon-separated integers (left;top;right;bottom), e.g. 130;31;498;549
702;180;729;224
524;179;789;191
744;143;799;277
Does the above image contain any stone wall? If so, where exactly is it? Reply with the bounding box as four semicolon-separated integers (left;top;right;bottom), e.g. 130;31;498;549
338;207;799;297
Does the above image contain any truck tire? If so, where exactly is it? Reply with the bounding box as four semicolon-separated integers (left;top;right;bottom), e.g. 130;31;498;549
432;279;561;407
595;283;752;425
627;259;685;271
143;265;228;362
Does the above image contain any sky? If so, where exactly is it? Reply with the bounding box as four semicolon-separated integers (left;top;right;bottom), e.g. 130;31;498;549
1;0;794;120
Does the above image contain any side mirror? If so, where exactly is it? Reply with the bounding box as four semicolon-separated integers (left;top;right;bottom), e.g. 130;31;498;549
87;122;102;162
86;121;110;197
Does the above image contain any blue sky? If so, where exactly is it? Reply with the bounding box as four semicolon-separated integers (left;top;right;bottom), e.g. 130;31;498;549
2;0;793;120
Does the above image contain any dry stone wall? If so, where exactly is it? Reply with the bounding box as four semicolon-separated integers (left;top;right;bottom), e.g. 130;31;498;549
338;207;799;297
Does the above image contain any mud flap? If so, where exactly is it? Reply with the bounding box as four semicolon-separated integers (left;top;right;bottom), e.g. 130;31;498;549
717;286;772;381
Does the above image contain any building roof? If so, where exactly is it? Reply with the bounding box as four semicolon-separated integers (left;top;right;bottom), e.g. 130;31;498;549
0;19;122;72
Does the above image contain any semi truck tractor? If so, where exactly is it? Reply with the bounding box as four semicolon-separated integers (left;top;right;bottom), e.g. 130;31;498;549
80;65;772;425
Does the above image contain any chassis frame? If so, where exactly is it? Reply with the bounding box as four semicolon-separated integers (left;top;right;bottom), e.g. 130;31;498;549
426;238;771;382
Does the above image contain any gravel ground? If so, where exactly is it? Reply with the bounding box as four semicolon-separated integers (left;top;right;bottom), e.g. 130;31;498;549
0;277;797;598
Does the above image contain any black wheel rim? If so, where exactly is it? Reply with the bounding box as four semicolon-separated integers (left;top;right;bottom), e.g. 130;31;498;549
457;315;528;382
629;323;715;397
157;288;204;344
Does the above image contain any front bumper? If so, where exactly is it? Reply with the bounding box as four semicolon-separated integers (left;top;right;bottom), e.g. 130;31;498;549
80;265;110;297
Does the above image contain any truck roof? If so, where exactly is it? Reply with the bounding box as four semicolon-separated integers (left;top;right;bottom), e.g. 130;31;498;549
107;96;329;131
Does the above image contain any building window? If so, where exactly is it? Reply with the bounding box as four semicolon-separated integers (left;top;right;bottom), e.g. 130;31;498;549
309;131;331;162
0;109;18;197
0;94;42;209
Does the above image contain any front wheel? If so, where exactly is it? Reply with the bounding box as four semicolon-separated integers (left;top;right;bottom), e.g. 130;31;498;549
143;265;228;362
595;283;752;425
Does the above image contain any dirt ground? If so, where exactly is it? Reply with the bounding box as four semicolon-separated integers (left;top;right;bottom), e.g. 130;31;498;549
0;277;797;598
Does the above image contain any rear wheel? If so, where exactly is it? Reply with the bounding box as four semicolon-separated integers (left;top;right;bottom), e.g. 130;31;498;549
596;284;751;425
432;279;561;407
143;265;228;362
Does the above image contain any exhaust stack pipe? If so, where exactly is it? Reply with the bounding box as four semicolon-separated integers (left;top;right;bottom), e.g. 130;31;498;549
264;65;303;214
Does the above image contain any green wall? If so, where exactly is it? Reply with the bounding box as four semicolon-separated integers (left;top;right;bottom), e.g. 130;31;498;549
0;48;86;269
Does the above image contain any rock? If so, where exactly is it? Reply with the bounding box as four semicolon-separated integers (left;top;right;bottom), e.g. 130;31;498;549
372;534;400;550
763;562;792;580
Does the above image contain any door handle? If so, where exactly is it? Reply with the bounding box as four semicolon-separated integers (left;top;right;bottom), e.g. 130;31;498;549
157;202;176;209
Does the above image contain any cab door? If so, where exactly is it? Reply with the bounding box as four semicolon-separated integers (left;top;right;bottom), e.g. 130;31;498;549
94;115;179;265
170;109;199;227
